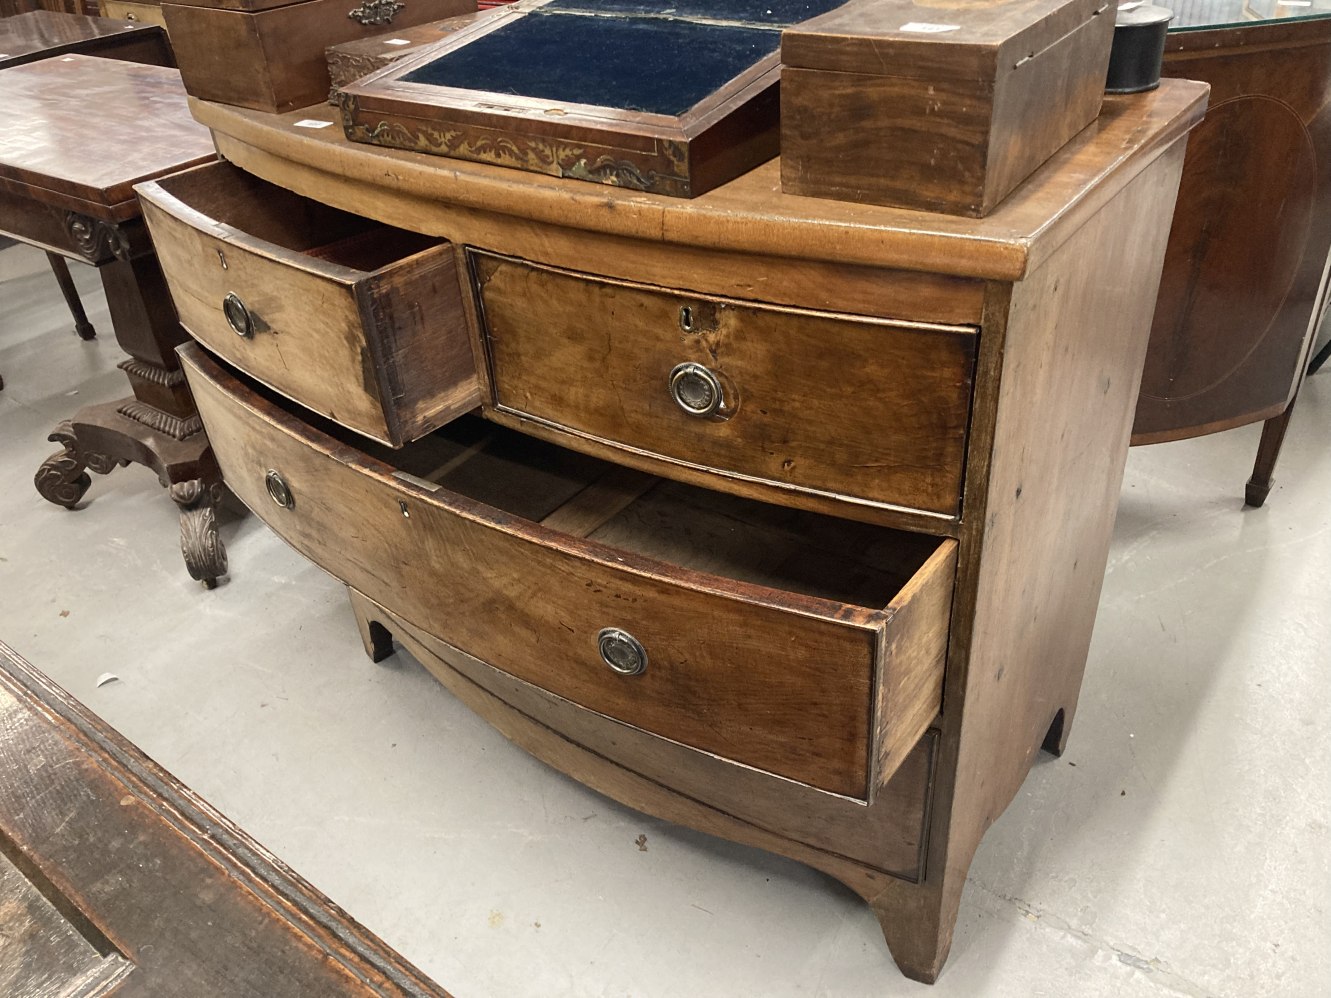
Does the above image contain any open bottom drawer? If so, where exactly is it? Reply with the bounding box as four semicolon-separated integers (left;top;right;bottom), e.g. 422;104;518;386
181;344;957;800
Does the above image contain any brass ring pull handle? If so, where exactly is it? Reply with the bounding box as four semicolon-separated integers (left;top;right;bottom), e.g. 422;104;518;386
669;362;725;418
265;469;294;510
597;628;647;677
223;293;254;339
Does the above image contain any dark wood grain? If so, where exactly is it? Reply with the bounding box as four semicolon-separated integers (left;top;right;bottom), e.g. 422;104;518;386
780;0;1114;215
473;252;977;518
0;640;451;997
0;57;212;223
1132;18;1331;502
163;0;475;114
0;10;171;69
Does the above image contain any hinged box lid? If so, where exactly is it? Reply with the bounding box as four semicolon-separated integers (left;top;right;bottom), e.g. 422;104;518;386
782;0;1111;82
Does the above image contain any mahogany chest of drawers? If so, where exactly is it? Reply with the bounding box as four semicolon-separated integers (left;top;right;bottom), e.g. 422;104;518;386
140;80;1207;982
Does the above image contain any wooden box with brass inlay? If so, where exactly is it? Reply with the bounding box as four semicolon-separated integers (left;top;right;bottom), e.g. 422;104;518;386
182;344;957;799
162;0;477;113
138;161;478;447
472;251;977;519
325;10;491;94
781;0;1115;216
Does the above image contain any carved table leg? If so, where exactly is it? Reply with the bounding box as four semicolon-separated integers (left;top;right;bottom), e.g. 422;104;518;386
1245;398;1297;507
170;479;228;589
31;212;227;585
46;251;97;341
34;420;94;509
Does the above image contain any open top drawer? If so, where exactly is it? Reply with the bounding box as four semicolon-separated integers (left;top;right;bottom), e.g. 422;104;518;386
138;160;478;447
182;343;957;800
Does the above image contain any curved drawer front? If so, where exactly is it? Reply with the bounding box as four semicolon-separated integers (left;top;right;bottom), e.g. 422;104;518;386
182;345;957;800
138;160;478;447
472;251;977;517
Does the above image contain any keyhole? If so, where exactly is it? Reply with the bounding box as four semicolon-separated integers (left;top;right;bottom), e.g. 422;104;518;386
217;249;228;270
679;306;694;332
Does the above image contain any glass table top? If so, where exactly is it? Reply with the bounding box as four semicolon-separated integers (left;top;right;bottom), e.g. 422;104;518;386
1160;0;1331;30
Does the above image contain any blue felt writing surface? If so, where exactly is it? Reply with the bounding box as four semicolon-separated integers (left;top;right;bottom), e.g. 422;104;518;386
401;11;786;116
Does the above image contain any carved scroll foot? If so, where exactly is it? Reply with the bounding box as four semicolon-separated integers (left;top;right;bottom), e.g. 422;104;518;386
34;422;92;509
171;479;228;589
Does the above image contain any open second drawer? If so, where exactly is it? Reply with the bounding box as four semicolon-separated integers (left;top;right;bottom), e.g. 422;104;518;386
181;343;957;801
138;160;478;447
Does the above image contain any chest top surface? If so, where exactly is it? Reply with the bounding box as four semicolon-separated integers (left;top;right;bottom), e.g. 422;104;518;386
195;78;1207;281
0;56;214;219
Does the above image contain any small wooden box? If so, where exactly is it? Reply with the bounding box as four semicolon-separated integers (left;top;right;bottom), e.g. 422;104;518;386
325;9;489;94
781;0;1115;216
163;0;477;113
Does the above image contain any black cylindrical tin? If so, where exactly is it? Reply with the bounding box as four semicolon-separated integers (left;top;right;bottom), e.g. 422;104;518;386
1105;3;1174;94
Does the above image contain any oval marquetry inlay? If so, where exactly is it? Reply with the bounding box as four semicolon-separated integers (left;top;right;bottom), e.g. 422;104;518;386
1141;95;1316;403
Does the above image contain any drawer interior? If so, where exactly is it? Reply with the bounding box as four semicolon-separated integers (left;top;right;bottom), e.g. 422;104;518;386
188;349;955;796
150;161;438;273
364;413;945;612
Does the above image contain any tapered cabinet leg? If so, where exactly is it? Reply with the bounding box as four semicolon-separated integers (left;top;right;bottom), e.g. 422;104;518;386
866;879;965;986
46;252;97;341
1245;400;1297;507
348;588;395;662
1041;704;1078;757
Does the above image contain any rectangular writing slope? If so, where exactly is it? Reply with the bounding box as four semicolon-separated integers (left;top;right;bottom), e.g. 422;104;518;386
338;0;851;196
781;0;1115;215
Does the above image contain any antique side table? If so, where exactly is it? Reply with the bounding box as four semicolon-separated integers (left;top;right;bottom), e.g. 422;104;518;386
0;55;227;586
0;12;174;351
0;639;450;996
1135;0;1331;505
0;9;172;69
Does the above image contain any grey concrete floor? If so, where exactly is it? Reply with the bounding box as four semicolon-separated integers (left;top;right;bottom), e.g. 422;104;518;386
1;240;1328;998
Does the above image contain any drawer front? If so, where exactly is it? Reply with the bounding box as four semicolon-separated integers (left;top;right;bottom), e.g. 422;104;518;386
474;252;977;516
139;161;478;447
182;345;956;799
102;1;168;27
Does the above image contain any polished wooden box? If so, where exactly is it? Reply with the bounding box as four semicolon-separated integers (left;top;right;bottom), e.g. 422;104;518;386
781;0;1116;216
162;0;477;113
337;0;845;197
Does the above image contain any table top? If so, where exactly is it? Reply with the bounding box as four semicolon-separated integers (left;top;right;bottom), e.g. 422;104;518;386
1163;0;1331;30
0;55;214;222
0;10;161;66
